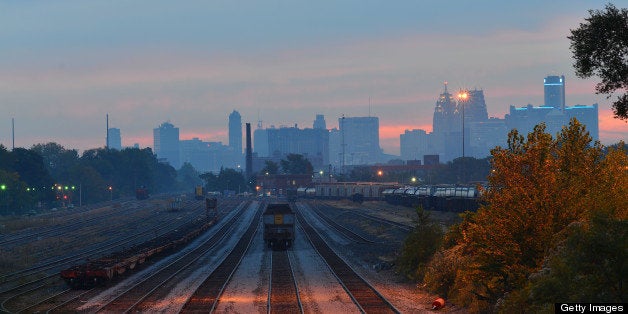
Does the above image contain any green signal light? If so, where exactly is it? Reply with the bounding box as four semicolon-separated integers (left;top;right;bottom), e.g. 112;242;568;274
0;184;6;190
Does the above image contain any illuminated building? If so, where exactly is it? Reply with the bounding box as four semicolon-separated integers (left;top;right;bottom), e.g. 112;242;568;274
544;75;565;110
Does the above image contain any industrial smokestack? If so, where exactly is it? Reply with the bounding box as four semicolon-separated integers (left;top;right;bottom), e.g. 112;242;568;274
245;123;252;179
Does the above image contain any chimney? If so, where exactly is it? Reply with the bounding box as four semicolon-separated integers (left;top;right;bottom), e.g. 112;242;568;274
245;123;252;179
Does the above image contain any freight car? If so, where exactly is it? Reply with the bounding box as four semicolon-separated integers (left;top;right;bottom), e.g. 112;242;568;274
297;182;483;213
263;203;295;250
60;216;217;288
194;185;205;200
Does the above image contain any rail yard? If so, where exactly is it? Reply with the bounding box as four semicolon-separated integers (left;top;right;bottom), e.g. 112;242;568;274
0;194;465;313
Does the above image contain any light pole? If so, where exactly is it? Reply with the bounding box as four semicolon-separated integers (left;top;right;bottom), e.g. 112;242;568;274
108;186;112;201
458;90;469;184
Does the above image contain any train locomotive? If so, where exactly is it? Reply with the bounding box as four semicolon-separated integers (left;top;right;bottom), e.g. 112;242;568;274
263;203;295;250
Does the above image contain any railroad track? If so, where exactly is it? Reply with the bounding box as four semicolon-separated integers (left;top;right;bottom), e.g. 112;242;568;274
295;206;400;314
48;200;250;313
268;250;302;314
306;202;377;243
338;210;413;232
0;198;187;284
0;199;239;313
180;204;263;313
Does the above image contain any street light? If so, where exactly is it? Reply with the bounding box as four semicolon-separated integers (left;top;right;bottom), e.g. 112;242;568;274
108;186;113;201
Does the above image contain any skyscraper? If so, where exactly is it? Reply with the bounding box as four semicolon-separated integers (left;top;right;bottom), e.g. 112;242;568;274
432;83;461;161
432;82;459;135
313;114;326;129
229;110;242;156
544;75;565;110
334;116;382;166
153;122;180;169
108;128;122;150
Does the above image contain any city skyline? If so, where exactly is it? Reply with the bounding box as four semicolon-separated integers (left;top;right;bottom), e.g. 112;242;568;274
1;1;626;155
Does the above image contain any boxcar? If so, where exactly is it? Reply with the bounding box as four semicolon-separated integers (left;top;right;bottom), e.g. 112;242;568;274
263;203;295;250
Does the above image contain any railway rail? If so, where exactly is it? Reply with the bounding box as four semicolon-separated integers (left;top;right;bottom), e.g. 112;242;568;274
0;199;239;313
180;204;263;313
268;250;302;314
89;201;254;313
295;205;400;314
306;202;377;244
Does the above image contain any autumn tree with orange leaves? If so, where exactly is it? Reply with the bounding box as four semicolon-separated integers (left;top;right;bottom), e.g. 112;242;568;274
423;119;627;312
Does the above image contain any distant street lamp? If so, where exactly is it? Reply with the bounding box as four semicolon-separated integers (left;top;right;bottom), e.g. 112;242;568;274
108;186;113;201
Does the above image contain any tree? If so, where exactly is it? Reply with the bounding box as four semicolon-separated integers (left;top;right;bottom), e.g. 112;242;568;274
31;142;80;183
260;160;279;175
280;154;313;175
423;119;627;312
397;207;444;281
177;162;202;192
569;3;628;120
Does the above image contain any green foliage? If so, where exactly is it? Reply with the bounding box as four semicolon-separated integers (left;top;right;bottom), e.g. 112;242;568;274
1;143;186;213
261;160;279;175
0;170;36;215
569;3;628;119
280;154;313;174
423;119;628;312
177;162;202;192
348;166;374;182
397;207;444;281
503;213;627;312
200;167;247;193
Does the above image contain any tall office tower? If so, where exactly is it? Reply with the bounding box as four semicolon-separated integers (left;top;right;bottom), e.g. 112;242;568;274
544;75;565;110
400;129;430;162
432;83;461;161
228;110;242;155
433;82;460;135
153;122;180;169
458;89;489;124
313;114;326;129
265;126;329;169
253;126;269;157
336;116;382;165
108;128;122;150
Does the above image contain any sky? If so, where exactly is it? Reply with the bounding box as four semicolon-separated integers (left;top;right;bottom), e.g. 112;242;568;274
1;1;626;155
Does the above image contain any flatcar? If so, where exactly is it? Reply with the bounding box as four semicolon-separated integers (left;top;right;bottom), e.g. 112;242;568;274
263;203;295;250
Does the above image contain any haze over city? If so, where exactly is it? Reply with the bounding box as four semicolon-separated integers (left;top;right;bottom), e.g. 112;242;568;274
1;1;626;155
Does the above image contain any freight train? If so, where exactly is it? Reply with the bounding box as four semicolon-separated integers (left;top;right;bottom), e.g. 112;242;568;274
60;216;216;288
295;183;483;212
263;203;295;250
